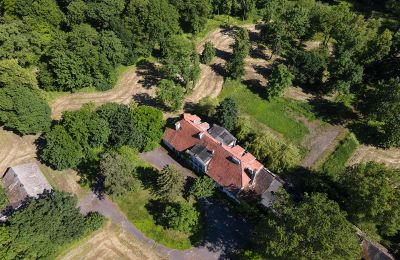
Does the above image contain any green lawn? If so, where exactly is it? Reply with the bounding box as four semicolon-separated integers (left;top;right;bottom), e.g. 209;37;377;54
113;149;195;250
219;79;311;144
115;189;193;250
320;133;359;178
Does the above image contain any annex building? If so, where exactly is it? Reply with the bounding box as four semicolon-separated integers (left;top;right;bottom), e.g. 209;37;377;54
2;163;52;208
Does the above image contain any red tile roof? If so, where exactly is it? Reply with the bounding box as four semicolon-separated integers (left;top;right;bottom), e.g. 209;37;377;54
163;113;265;191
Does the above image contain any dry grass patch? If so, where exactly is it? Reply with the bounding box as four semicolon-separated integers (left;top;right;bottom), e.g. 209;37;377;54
57;222;164;260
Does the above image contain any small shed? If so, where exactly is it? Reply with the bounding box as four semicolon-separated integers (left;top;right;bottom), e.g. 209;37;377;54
2;163;52;207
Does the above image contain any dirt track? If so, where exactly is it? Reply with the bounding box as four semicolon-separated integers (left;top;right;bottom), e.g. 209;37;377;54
348;145;400;168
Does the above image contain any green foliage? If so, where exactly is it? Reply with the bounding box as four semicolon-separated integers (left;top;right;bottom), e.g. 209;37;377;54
40;125;84;170
100;151;141;196
156;79;184;111
172;0;211;34
189;176;216;199
267;64;294;99
253;192;361;260
97;103;143;149
84;212;105;233
61;104;110;150
0;191;101;259
246;132;301;173
161;201;200;233
367;77;400;147
156;165;185;202
286;47;328;87
162;35;200;90
15;0;65;27
201;41;216;64
338;162;400;237
261;0;311;54
226;27;250;79
215;97;239;131
0;86;51;135
42;24;127;91
0;59;37;89
321;133;359;178
131;105;165;152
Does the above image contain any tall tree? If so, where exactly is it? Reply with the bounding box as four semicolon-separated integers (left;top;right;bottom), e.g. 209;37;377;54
40;125;84;170
367;77;400;147
96;103;144;149
226;27;250;79
156;165;185;202
214;97;239;132
188;176;216;199
0;86;51;135
253;192;361;259
99;151;141;196
0;191;103;259
171;0;210;34
162;35;200;90
161;201;200;233
131;105;165;152
266;64;294;98
200;41;216;64
338;162;400;237
156;79;184;111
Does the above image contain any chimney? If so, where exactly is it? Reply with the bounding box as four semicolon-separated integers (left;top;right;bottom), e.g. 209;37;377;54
198;131;205;139
175;122;181;130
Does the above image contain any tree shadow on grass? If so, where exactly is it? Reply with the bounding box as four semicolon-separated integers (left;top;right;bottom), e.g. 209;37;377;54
308;97;358;125
136;166;158;191
347;120;383;147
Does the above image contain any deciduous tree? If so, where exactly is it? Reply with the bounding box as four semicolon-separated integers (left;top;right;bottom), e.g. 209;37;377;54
253;192;361;259
226;28;250;79
201;41;216;64
266;64;294;99
131;105;165;151
338;162;400;236
161;201;200;233
162;35;200;90
189;176;216;199
40;125;84;170
156;79;184;111
0;86;51;135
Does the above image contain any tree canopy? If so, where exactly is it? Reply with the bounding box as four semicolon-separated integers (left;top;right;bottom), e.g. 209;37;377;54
338;162;400;237
99;150;141;196
214;97;239;132
156;165;185;202
253;192;361;260
0;191;104;259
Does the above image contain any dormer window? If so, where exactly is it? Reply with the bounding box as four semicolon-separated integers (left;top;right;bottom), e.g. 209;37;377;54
198;132;205;139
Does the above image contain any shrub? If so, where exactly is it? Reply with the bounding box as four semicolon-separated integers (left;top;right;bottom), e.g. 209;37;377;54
161;201;200;233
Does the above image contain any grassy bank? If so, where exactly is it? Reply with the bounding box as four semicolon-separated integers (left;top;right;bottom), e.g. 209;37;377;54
219;79;311;144
320;133;359;177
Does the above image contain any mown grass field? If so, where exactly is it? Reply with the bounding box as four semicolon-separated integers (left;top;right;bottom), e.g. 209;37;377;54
219;79;312;144
320;133;359;177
